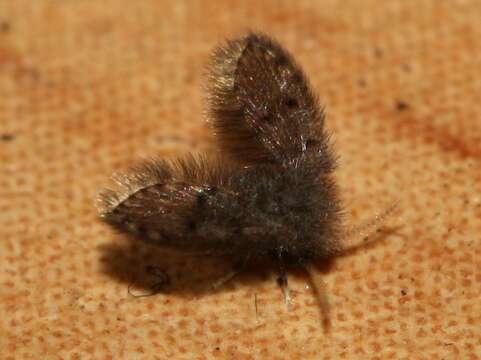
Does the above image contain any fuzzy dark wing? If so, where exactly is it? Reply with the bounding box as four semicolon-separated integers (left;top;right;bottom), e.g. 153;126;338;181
97;156;245;254
207;32;335;171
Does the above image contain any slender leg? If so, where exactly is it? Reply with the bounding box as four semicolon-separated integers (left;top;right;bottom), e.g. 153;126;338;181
128;266;170;298
254;293;260;324
211;255;251;289
305;264;331;329
277;248;292;311
211;268;240;289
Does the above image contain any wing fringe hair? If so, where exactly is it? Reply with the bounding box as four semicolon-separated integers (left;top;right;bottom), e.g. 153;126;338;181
97;154;235;217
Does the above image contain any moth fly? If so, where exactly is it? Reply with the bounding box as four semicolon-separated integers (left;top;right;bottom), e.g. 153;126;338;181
98;32;396;321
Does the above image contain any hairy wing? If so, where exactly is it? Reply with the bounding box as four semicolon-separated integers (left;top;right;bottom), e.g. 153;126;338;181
98;155;342;260
98;156;244;254
207;32;335;171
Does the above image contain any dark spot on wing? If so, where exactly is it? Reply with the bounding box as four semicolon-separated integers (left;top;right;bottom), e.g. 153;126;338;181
260;113;273;124
197;186;218;207
305;139;320;149
285;97;298;109
275;54;288;66
186;219;197;231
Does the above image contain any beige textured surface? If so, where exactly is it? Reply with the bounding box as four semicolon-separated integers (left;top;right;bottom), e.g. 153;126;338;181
1;1;481;359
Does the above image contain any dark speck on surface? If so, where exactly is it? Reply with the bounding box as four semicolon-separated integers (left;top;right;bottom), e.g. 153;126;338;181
395;101;409;112
0;133;15;142
402;64;411;73
0;21;10;33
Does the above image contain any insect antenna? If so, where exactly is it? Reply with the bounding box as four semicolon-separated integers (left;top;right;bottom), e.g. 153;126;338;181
340;201;399;252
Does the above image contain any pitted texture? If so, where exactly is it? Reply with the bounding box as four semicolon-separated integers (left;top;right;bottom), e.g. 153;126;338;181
1;1;480;359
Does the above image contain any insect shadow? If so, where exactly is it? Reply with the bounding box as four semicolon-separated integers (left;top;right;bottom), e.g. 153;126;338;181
99;224;400;302
99;236;272;298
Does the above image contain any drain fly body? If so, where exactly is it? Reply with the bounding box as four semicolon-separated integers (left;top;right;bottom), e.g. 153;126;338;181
98;32;393;315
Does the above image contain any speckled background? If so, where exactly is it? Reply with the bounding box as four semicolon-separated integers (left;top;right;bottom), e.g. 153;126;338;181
1;1;480;359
